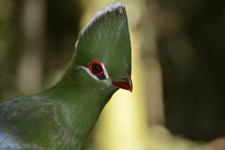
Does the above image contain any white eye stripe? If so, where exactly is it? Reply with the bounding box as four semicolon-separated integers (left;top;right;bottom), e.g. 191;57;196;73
77;62;109;81
77;66;99;80
101;63;109;79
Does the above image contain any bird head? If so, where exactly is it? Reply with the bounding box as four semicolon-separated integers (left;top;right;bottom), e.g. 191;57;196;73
71;2;132;93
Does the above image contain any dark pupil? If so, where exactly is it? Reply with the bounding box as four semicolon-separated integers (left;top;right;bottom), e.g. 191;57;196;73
92;64;102;74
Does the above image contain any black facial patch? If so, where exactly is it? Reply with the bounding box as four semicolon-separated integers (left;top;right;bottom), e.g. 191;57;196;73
97;74;106;80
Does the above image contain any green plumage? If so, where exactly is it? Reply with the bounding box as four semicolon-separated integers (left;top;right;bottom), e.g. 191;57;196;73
75;6;131;81
0;2;131;149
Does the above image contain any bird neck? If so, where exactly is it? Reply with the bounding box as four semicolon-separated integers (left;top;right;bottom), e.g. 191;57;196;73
43;66;116;147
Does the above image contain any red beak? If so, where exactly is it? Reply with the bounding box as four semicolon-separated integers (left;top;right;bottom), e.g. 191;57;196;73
112;74;133;92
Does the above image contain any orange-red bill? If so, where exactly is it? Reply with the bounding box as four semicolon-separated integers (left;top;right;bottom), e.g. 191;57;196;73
112;75;133;92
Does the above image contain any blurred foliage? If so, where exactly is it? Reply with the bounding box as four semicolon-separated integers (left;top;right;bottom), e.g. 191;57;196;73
0;0;19;100
152;0;225;141
0;0;225;149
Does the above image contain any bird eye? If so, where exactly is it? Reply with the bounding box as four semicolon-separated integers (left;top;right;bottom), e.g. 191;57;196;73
92;64;102;74
88;61;104;76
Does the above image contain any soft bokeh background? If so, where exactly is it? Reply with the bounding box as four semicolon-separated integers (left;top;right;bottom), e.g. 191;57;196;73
1;0;225;149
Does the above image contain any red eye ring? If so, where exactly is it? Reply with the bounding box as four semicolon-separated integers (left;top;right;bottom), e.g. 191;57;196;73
88;60;104;76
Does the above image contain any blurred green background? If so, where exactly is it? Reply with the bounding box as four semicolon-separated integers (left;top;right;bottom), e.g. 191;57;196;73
0;0;225;149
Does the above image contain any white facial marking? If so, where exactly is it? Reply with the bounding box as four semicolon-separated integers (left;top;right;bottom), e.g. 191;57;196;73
77;66;99;80
77;62;109;81
101;63;109;79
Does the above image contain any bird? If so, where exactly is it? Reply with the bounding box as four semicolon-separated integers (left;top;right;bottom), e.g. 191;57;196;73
0;1;132;149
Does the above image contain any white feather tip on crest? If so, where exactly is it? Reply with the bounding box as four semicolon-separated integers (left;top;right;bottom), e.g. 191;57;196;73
81;1;125;34
75;1;125;49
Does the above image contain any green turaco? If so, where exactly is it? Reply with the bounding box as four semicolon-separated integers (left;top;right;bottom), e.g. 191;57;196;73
0;1;132;149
